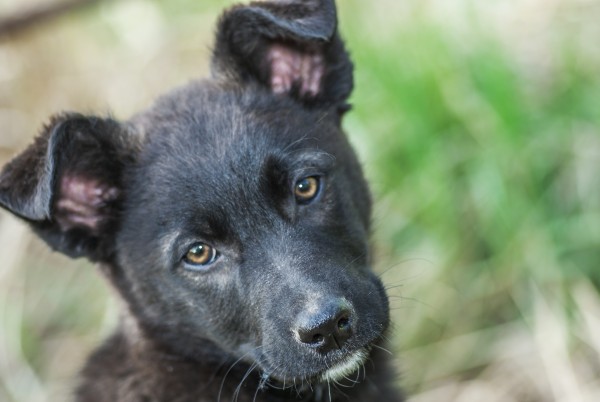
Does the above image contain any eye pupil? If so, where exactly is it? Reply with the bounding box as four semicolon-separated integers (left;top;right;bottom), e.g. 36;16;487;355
294;176;320;202
297;179;311;193
184;243;216;266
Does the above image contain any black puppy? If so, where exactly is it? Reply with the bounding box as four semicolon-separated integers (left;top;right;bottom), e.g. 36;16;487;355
0;0;401;401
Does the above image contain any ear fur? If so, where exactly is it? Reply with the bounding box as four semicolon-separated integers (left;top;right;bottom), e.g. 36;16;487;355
212;0;353;108
0;113;137;261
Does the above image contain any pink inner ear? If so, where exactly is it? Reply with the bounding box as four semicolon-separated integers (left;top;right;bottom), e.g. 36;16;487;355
267;44;325;97
54;174;119;233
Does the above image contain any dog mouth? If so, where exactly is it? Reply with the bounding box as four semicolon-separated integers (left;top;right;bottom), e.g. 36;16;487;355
318;348;369;383
259;346;370;387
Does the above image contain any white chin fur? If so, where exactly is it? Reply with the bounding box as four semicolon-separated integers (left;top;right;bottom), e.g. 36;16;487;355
320;348;368;383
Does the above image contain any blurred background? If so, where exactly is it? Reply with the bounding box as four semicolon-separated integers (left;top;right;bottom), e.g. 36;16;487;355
0;0;599;401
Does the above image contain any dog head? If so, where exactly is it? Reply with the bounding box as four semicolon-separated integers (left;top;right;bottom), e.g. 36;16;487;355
0;0;389;385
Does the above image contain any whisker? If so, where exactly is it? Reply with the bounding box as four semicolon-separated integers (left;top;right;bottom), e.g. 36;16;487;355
217;348;257;402
371;343;394;356
376;258;435;279
384;283;406;291
233;361;258;402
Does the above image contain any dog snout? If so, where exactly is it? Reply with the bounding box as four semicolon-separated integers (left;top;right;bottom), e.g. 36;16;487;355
294;299;354;354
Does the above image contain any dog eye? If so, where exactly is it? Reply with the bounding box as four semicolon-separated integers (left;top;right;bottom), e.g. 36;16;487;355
184;243;218;267
294;176;320;203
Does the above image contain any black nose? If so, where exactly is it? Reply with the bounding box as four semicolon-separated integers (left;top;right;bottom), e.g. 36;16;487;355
295;299;354;354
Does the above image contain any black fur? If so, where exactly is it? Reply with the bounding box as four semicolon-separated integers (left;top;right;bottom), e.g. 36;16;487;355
0;1;402;401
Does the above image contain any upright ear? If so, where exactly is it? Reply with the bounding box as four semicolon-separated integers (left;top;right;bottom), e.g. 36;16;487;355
212;0;353;109
0;113;138;262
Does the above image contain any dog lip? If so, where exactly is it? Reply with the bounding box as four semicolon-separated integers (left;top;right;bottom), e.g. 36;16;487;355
318;347;369;383
260;346;370;386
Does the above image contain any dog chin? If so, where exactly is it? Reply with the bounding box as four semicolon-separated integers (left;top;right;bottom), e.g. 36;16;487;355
264;347;370;386
319;348;369;383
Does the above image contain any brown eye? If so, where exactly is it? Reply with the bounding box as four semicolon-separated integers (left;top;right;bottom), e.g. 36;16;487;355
184;243;217;266
294;176;320;203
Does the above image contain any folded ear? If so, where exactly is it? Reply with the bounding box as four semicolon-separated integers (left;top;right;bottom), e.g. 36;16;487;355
212;0;353;109
0;113;138;262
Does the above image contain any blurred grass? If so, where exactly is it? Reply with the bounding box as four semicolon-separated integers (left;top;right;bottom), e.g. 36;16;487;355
340;0;600;399
0;0;599;401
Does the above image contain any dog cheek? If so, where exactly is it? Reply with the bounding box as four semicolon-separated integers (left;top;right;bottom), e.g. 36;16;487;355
243;275;299;369
260;331;313;377
182;272;265;354
354;274;391;338
259;304;317;377
255;278;329;377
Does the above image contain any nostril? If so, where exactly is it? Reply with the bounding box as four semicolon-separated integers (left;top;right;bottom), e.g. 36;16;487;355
295;300;355;354
337;316;350;331
297;328;326;346
311;334;325;345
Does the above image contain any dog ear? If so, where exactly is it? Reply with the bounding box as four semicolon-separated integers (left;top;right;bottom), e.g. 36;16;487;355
0;113;137;262
212;0;353;109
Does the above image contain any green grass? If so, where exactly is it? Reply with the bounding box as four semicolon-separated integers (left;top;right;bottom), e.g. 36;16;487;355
339;0;600;397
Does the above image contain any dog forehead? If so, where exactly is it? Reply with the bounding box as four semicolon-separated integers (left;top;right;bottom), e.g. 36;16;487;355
137;81;335;157
128;82;339;216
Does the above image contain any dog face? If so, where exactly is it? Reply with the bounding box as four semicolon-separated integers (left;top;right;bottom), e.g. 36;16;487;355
116;84;390;381
0;0;389;385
